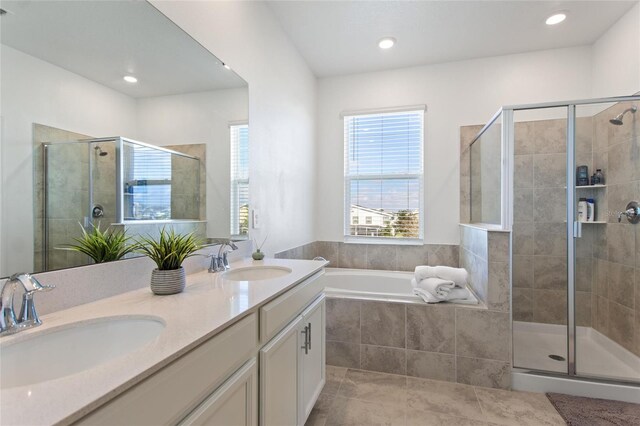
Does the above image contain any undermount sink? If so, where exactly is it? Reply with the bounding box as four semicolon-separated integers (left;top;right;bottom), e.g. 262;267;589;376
222;266;292;282
0;316;165;389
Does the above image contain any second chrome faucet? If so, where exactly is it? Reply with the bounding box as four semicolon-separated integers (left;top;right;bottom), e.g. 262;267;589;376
208;241;239;273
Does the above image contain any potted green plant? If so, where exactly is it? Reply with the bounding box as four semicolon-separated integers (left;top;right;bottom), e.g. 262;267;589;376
67;223;137;263
136;228;202;295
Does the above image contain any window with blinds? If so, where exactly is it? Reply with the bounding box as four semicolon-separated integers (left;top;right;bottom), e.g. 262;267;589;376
344;109;424;240
123;142;172;220
230;124;249;237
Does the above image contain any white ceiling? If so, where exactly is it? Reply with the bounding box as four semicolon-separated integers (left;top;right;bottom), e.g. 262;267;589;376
0;0;247;98
267;0;638;77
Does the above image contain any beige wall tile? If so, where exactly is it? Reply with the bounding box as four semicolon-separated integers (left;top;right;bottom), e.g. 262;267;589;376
513;223;534;255
533;289;566;325
488;262;510;312
326;298;361;343
533;153;566;188
361;301;406;348
360;344;407;375
455;309;510;362
607;301;635;352
512;288;533;321
315;241;339;266
338;243;367;269
456;356;510;389
406;304;455;354
327;341;360;369
396;245;430;271
533;256;567;290
533;119;566;154
366;245;398;270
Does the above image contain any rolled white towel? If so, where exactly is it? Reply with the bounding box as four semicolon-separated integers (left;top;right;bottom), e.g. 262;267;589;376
413;285;472;303
414;265;468;287
417;277;456;298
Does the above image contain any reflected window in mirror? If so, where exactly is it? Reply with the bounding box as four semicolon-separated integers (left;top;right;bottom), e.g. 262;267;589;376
230;123;249;239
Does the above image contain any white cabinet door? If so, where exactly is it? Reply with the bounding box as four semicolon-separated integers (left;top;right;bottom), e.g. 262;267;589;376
179;358;258;426
299;295;326;425
260;315;303;426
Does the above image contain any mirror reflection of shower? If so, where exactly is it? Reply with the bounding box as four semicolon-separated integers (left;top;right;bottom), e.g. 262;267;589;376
609;105;637;125
94;145;108;156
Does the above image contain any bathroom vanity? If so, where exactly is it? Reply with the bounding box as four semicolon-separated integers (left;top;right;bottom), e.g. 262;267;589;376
0;258;326;426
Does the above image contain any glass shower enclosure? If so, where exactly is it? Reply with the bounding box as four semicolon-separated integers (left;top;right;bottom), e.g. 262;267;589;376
469;95;640;391
42;137;201;271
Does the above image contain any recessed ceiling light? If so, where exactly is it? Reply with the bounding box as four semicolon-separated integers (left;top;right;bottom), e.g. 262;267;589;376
546;12;567;25
378;37;396;49
123;75;138;83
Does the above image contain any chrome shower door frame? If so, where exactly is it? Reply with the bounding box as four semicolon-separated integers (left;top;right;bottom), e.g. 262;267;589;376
505;94;640;384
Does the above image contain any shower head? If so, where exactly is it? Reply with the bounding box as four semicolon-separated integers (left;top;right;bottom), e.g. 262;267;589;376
94;146;108;157
609;105;637;126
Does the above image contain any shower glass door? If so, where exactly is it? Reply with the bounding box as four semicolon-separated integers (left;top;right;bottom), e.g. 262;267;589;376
511;106;570;375
511;96;640;385
573;99;640;383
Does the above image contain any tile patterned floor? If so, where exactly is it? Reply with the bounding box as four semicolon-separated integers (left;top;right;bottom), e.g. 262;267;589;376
306;366;566;426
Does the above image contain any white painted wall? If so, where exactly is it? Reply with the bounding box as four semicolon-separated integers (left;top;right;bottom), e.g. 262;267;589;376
316;46;593;244
151;1;317;256
0;45;138;276
591;2;640;98
136;88;248;238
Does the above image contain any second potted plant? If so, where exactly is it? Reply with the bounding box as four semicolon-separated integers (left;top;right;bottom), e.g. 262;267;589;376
137;228;201;295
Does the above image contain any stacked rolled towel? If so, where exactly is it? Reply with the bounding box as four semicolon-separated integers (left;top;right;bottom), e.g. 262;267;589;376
411;266;476;304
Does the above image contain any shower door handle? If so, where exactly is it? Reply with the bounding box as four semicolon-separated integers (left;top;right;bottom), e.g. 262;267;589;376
573;221;582;238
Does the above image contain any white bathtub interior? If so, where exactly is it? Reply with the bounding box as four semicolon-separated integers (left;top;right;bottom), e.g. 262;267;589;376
322;268;483;306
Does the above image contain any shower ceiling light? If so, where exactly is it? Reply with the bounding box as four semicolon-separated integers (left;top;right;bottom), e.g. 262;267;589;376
378;37;396;49
545;12;567;25
123;75;138;83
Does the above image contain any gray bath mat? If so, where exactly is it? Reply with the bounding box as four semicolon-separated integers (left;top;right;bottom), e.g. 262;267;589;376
546;392;640;425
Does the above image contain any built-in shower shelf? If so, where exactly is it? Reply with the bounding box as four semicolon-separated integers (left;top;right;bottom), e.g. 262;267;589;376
574;184;607;189
582;221;607;224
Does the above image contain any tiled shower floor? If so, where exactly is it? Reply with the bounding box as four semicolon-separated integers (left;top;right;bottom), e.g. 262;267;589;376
306;366;565;426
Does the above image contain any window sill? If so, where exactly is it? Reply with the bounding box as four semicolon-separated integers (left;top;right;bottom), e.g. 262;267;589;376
343;236;424;246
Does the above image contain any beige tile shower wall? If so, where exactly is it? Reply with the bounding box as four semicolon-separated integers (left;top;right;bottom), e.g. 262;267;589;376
459;225;510;311
511;117;594;327
325;299;512;390
460;125;484;224
591;102;640;356
165;144;206;221
275;241;459;271
33;124;93;272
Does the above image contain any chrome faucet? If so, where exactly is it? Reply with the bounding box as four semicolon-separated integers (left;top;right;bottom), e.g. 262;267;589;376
208;241;239;273
1;273;55;336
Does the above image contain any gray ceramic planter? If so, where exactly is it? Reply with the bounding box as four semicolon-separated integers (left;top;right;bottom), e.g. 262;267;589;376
150;267;186;295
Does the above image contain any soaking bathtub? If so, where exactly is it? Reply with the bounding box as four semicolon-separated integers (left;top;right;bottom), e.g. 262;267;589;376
321;267;483;306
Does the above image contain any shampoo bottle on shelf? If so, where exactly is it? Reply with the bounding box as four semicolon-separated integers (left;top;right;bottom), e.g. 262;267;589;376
587;199;595;222
578;198;588;222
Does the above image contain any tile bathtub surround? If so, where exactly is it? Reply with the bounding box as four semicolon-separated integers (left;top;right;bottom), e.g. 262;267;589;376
305;367;565;426
275;240;459;271
325;298;512;389
459;224;510;311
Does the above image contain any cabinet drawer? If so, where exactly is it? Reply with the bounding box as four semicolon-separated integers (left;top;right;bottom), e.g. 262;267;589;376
260;271;324;343
78;313;258;426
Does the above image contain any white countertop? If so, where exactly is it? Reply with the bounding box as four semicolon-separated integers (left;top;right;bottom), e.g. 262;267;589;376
0;258;326;426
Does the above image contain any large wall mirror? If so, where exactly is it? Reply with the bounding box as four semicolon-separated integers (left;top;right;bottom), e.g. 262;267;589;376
0;1;249;276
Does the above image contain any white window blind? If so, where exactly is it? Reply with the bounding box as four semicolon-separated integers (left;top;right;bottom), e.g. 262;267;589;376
230;124;249;237
344;109;424;240
123;142;172;220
